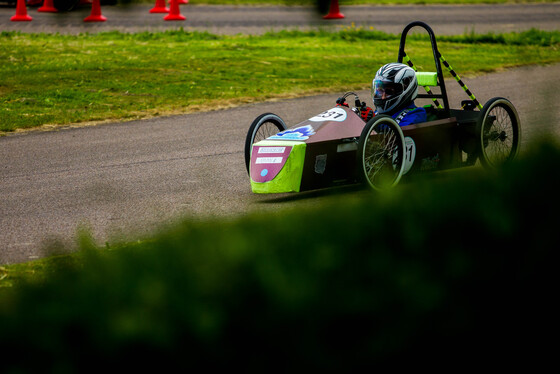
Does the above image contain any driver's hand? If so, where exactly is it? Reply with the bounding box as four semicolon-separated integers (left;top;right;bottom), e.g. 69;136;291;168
360;106;374;122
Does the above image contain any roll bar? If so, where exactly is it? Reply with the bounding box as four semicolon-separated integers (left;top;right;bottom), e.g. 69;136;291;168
397;21;451;116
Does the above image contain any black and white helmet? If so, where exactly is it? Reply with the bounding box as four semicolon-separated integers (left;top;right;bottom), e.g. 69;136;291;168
371;63;418;114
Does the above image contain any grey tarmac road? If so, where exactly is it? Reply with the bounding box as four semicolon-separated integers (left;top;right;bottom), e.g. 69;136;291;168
2;62;560;264
1;4;560;264
0;3;559;35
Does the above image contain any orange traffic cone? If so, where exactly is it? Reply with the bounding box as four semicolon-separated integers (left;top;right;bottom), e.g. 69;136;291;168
150;0;169;13
177;0;188;4
10;0;32;21
163;0;185;21
38;0;58;12
84;0;106;22
323;0;344;19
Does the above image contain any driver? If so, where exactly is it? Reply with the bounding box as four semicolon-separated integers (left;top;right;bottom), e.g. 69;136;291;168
361;63;427;126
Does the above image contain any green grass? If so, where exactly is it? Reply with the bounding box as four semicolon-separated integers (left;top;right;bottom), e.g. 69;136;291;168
1;28;559;133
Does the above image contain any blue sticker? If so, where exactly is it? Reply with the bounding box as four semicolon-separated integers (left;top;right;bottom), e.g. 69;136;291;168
268;125;315;141
261;169;269;177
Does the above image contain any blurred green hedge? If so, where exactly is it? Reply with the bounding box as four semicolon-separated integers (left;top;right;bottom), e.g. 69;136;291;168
1;141;557;371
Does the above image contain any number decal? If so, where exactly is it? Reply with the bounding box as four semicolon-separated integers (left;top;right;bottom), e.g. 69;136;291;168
308;107;348;122
403;137;416;175
406;145;414;162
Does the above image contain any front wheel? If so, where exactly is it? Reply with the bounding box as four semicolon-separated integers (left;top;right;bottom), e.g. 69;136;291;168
477;97;521;169
357;115;406;191
244;113;287;174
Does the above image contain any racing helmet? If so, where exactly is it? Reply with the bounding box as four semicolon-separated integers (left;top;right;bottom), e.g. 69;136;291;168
372;63;418;114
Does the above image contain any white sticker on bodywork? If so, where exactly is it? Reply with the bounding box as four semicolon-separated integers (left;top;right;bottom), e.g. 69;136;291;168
256;157;283;164
258;147;286;154
308;107;347;122
403;136;416;175
337;143;358;153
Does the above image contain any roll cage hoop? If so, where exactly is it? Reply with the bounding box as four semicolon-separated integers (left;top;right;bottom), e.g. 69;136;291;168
397;21;451;117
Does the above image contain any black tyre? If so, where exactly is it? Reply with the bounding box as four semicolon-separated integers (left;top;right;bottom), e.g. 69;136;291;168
477;97;521;169
357;115;406;190
244;113;287;174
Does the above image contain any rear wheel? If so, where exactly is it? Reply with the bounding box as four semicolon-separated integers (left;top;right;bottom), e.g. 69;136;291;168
357;115;406;191
477;97;521;169
244;113;287;174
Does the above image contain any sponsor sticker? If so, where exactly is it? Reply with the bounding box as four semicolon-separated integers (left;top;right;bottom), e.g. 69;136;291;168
268;125;315;141
258;147;286;154
315;154;327;174
256;157;283;164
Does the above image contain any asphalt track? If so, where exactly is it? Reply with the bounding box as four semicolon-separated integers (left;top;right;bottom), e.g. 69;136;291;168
0;3;559;35
1;5;560;264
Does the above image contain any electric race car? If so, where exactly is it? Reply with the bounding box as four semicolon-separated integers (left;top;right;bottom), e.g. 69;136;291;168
244;21;521;192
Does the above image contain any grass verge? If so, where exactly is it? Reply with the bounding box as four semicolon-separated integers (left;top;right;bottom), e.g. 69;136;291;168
1;28;559;133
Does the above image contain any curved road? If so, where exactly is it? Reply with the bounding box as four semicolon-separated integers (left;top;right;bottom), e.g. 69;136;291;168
1;5;560;264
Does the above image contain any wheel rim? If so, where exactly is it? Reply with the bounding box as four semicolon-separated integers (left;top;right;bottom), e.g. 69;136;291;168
481;103;518;167
253;121;282;144
362;123;404;189
245;114;286;175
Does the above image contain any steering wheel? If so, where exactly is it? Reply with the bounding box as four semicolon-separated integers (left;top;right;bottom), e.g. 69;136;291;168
336;92;368;116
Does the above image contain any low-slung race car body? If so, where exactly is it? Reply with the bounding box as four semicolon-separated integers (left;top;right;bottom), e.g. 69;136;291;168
248;106;365;193
244;21;521;192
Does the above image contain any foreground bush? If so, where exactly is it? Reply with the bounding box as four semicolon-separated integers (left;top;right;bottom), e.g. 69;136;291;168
1;142;557;371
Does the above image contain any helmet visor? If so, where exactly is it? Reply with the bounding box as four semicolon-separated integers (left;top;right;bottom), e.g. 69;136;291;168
372;80;404;100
